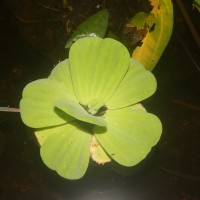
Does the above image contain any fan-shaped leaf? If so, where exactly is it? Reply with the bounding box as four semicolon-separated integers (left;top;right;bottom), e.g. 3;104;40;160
20;79;74;128
69;37;130;106
107;59;156;109
49;59;77;101
40;121;92;180
94;105;162;166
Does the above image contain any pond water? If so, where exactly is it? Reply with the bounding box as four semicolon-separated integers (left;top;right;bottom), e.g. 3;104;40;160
0;0;200;199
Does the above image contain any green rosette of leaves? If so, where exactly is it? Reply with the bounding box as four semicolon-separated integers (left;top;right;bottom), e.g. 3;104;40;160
20;37;162;180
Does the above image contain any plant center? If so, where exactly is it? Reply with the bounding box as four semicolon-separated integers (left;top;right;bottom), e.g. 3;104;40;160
82;98;107;116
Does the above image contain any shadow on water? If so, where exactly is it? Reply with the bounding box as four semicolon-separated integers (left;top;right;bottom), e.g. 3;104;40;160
0;0;200;199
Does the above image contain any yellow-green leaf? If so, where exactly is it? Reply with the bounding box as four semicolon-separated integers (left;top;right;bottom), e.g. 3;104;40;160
69;37;130;105
40;121;92;180
20;79;74;128
94;105;162;167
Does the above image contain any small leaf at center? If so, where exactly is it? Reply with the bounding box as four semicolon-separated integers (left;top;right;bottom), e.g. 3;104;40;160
87;98;105;115
54;98;106;126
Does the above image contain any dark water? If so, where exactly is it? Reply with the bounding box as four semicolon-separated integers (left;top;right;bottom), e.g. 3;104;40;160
0;0;200;199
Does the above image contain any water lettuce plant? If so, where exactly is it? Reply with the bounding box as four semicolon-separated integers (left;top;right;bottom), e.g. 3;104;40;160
20;37;162;180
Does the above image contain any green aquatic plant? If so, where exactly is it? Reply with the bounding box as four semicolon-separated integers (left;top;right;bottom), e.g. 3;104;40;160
20;37;162;180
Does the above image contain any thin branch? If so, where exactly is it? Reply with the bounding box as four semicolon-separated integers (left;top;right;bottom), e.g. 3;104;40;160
175;32;200;72
37;3;60;13
172;99;200;111
0;107;20;113
160;166;200;182
175;0;200;49
9;7;59;24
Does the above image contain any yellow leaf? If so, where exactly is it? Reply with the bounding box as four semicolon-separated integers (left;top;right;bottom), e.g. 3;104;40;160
90;135;111;164
132;0;173;71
